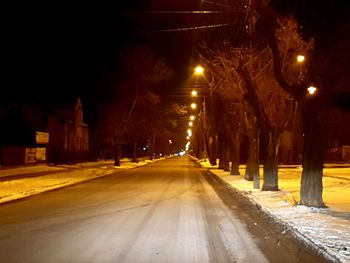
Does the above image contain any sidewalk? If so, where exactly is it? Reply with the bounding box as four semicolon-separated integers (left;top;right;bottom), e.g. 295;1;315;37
0;157;165;205
194;157;350;263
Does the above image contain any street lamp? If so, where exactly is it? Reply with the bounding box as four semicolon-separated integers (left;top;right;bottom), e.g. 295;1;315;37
297;55;305;63
194;65;204;75
187;129;192;137
307;86;317;95
191;90;198;96
190;115;195;120
190;103;197;109
193;65;208;160
297;55;305;82
189;121;193;127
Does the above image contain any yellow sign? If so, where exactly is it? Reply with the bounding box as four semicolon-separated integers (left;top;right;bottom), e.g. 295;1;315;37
36;147;47;161
36;131;49;144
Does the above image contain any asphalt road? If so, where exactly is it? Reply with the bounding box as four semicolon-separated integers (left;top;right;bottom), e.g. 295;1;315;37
0;157;328;263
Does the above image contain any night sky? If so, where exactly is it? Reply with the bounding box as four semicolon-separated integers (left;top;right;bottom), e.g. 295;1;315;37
4;2;211;125
4;1;349;126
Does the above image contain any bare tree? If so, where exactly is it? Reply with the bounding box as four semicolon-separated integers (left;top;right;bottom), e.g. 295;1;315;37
256;2;349;207
98;45;172;166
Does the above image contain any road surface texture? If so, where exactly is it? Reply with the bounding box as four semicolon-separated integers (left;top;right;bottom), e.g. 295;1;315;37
0;157;329;263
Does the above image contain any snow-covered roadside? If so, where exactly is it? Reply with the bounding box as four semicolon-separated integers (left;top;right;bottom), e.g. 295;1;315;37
197;158;350;263
0;158;165;205
0;165;65;178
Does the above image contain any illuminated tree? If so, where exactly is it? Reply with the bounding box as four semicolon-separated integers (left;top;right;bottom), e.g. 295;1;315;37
255;1;349;206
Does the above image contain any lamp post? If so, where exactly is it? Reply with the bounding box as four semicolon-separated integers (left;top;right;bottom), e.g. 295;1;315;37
297;55;305;82
193;65;207;160
290;54;306;164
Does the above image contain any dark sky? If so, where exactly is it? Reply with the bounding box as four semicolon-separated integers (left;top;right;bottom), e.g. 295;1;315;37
4;2;215;123
4;1;349;121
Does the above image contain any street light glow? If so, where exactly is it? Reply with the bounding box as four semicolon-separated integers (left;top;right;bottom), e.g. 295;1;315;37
168;139;173;144
307;86;317;95
191;90;198;96
194;65;204;75
185;141;190;151
191;103;197;109
190;115;195;120
297;55;305;63
187;129;192;137
189;121;193;127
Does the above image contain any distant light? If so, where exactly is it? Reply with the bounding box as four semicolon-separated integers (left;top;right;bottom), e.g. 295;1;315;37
187;129;192;137
297;55;305;63
189;121;193;127
191;90;198;96
185;141;190;151
143;147;147;151
159;153;163;156
307;86;317;95
191;103;197;109
194;65;204;75
169;139;173;144
190;115;195;120
186;136;190;139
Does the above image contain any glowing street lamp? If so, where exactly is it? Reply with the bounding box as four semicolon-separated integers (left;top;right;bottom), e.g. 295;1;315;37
190;103;197;109
297;55;305;63
189;121;193;127
190;115;195;120
191;90;198;96
187;129;192;137
307;86;317;95
194;65;204;75
185;141;191;151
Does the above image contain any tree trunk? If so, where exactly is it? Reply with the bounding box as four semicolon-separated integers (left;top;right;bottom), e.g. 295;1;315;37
208;136;217;166
300;98;327;207
262;130;279;191
223;142;230;171
230;132;240;176
113;140;121;166
149;133;156;161
132;141;138;163
218;134;226;169
245;137;259;182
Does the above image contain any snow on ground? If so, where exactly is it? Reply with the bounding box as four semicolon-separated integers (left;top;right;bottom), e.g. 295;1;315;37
199;159;350;263
0;165;65;178
0;158;164;204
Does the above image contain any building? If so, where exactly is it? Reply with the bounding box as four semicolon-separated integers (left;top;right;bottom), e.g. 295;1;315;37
0;98;89;166
48;98;89;163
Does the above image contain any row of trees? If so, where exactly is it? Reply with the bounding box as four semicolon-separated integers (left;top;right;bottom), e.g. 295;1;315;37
91;45;185;166
191;0;349;207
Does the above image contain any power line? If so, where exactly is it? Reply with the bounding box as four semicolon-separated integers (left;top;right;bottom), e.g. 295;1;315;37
138;10;224;14
201;0;231;8
137;23;231;34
